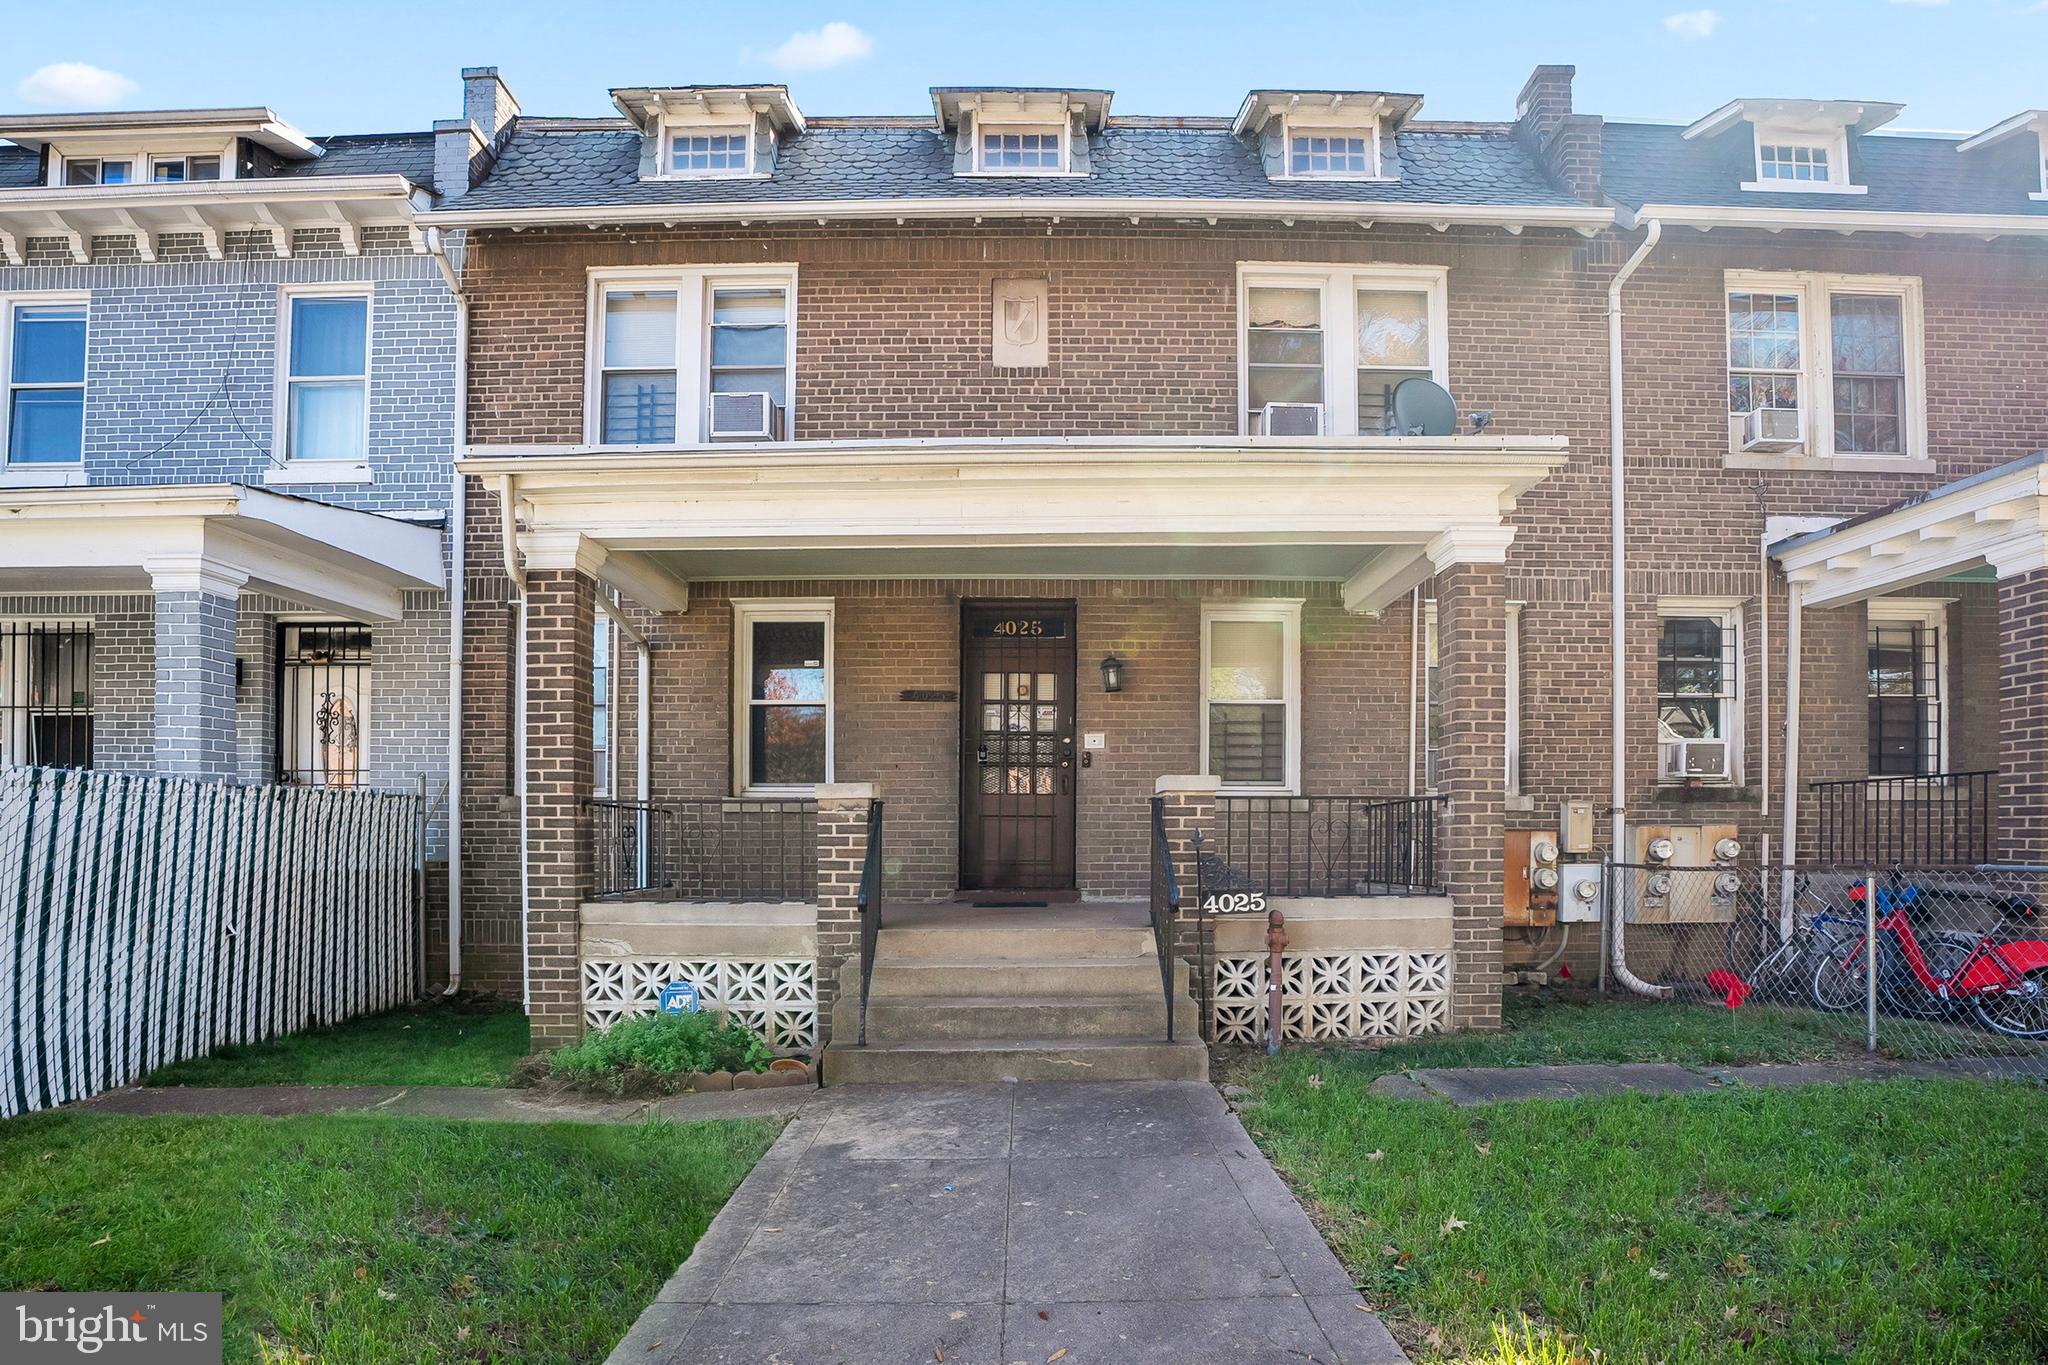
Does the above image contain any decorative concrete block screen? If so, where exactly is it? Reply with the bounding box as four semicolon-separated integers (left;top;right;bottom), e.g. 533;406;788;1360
583;957;818;1054
1211;950;1450;1044
0;765;422;1117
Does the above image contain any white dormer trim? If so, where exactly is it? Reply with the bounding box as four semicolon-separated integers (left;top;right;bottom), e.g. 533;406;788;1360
611;87;802;184
1957;110;2048;201
1232;91;1418;186
657;122;768;182
1683;99;1898;197
965;110;1080;179
1741;122;1863;195
1272;114;1395;184
47;139;240;188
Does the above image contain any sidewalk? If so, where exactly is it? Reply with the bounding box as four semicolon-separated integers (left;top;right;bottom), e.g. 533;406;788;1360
69;1082;818;1125
608;1081;1406;1365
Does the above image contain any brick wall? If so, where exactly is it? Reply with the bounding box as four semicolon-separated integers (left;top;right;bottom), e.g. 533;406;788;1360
1998;568;2048;866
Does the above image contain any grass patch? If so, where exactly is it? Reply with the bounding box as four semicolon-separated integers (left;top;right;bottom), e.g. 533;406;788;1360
144;1000;528;1088
1240;1071;2048;1363
0;1110;776;1363
544;1011;776;1096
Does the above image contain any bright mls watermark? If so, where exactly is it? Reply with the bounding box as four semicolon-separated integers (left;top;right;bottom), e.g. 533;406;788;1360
3;1294;220;1362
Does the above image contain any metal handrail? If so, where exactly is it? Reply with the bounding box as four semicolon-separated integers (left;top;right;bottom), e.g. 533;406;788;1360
856;800;885;1046
1809;771;1994;868
1208;793;1446;897
1149;796;1180;1042
586;797;817;902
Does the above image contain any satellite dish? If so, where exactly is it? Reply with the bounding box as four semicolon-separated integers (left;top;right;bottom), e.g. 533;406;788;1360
1390;377;1458;437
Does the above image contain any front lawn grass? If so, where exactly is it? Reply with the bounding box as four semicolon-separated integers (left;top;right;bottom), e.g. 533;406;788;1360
144;999;528;1088
1240;1071;2048;1363
0;1111;775;1363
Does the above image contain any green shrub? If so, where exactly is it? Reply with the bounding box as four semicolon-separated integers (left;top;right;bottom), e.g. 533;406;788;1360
547;1010;774;1093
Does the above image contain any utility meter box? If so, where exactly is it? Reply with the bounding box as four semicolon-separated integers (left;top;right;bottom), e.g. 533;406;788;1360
1559;799;1595;855
1558;862;1603;923
1504;830;1560;927
1629;824;1742;924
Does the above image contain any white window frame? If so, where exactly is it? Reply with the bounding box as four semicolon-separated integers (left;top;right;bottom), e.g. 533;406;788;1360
1421;599;1440;794
48;140;237;187
969;115;1075;177
1724;270;1926;464
584;265;798;447
1655;598;1744;788
593;609;614;798
1237;262;1450;437
1865;597;1950;778
1276;116;1387;182
731;598;835;797
1742;125;1862;194
0;291;91;480
272;282;373;472
1199;599;1303;796
661;124;757;180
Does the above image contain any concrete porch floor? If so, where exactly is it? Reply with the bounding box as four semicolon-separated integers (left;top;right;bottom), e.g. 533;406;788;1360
878;900;1149;931
607;1081;1406;1364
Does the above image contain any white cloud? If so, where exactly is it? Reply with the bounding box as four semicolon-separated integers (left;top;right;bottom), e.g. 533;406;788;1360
16;61;139;108
1663;8;1721;38
765;21;875;71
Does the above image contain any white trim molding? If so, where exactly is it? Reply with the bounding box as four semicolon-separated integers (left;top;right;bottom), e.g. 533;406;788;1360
1200;598;1304;795
1237;261;1451;438
730;597;835;797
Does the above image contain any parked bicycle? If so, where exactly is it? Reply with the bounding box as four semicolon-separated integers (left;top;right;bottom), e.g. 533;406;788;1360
1810;879;2048;1038
1723;874;1862;1002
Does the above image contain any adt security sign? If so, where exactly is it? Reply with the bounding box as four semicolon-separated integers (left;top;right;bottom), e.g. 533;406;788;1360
658;982;701;1015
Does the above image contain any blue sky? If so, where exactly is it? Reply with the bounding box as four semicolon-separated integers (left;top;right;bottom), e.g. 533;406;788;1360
8;1;2044;136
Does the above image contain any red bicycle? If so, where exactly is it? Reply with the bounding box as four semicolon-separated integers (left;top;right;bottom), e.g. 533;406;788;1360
1811;882;2048;1038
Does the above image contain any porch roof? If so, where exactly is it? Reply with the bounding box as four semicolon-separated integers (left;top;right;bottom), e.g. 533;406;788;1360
458;435;1569;617
1770;451;2048;606
0;483;445;620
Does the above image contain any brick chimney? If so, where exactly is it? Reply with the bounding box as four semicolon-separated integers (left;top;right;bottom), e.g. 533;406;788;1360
1513;64;1602;204
434;66;520;201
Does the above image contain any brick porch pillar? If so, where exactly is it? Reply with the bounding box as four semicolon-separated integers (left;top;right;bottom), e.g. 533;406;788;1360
145;555;246;782
1997;567;2048;866
814;781;880;1042
1155;775;1219;1033
1430;532;1514;1031
520;552;597;1049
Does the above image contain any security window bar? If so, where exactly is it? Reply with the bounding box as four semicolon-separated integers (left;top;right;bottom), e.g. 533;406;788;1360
0;623;93;768
1356;288;1432;432
1657;614;1737;783
668;131;750;176
1868;620;1941;776
7;303;87;465
1759;143;1830;182
1203;607;1299;792
707;287;789;429
599;289;679;445
1289;133;1372;176
980;128;1063;171
1726;291;1802;418
1244;286;1323;431
1830;294;1905;455
278;624;372;787
284;294;368;461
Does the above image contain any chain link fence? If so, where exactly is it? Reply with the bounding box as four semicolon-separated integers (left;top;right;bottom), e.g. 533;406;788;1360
0;764;426;1117
1607;860;2048;1080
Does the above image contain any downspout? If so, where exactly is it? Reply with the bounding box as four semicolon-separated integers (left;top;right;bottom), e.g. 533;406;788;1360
424;226;467;994
1607;217;1669;999
1779;581;1804;939
497;473;531;1010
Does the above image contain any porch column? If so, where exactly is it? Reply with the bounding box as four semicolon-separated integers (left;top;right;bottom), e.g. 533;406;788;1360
145;555;246;783
521;551;598;1049
814;782;880;1041
1429;530;1514;1031
1997;568;2048;866
1155;775;1219;1031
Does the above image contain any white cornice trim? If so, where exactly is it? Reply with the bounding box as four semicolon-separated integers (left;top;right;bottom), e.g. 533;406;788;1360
1620;201;2048;238
0;176;422;213
426;195;1613;232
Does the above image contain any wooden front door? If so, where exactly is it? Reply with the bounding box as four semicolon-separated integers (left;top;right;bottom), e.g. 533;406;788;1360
960;601;1077;893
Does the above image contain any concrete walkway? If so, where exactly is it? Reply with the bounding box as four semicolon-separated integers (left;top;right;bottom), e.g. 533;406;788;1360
1366;1054;2037;1106
608;1081;1405;1365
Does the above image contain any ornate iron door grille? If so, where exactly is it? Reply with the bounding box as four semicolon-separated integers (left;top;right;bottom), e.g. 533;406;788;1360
959;602;1077;892
278;623;372;786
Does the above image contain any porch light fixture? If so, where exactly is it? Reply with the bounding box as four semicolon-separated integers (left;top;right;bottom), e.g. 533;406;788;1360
1099;653;1126;693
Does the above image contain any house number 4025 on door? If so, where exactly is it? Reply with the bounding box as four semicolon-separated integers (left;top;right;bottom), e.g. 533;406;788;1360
1202;892;1268;915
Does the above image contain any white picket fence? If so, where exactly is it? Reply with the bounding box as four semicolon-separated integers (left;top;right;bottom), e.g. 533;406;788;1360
0;765;423;1118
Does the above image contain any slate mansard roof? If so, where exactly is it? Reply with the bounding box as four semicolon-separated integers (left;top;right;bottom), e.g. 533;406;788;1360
440;117;1586;214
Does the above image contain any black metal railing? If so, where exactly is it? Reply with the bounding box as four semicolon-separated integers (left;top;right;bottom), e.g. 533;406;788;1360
1148;796;1180;1042
1810;771;1994;868
587;797;818;901
1204;794;1447;897
856;800;886;1046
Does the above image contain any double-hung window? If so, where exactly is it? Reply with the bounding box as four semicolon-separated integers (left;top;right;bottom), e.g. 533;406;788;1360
1656;604;1741;786
1725;271;1923;461
1201;601;1302;794
588;268;796;446
280;288;369;463
1240;264;1448;437
4;297;88;467
1866;599;1947;777
732;600;833;794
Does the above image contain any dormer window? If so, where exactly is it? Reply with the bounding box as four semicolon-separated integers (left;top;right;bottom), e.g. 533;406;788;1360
1288;130;1376;178
1233;90;1419;185
1684;99;1897;196
1757;141;1829;183
62;158;131;186
933;88;1110;180
667;128;751;177
1957;110;2048;202
978;125;1066;174
151;154;222;183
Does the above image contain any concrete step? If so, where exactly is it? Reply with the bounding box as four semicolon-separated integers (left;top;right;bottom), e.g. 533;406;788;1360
821;1035;1209;1085
859;956;1191;1001
833;991;1198;1043
878;921;1157;961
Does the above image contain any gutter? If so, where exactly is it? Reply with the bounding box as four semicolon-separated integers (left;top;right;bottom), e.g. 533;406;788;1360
424;226;467;995
1618;201;2048;238
1605;217;1670;1000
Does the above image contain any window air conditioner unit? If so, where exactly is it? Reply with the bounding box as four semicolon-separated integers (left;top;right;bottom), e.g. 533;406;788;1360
1259;402;1325;436
1740;407;1801;453
1660;739;1729;782
708;391;782;440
